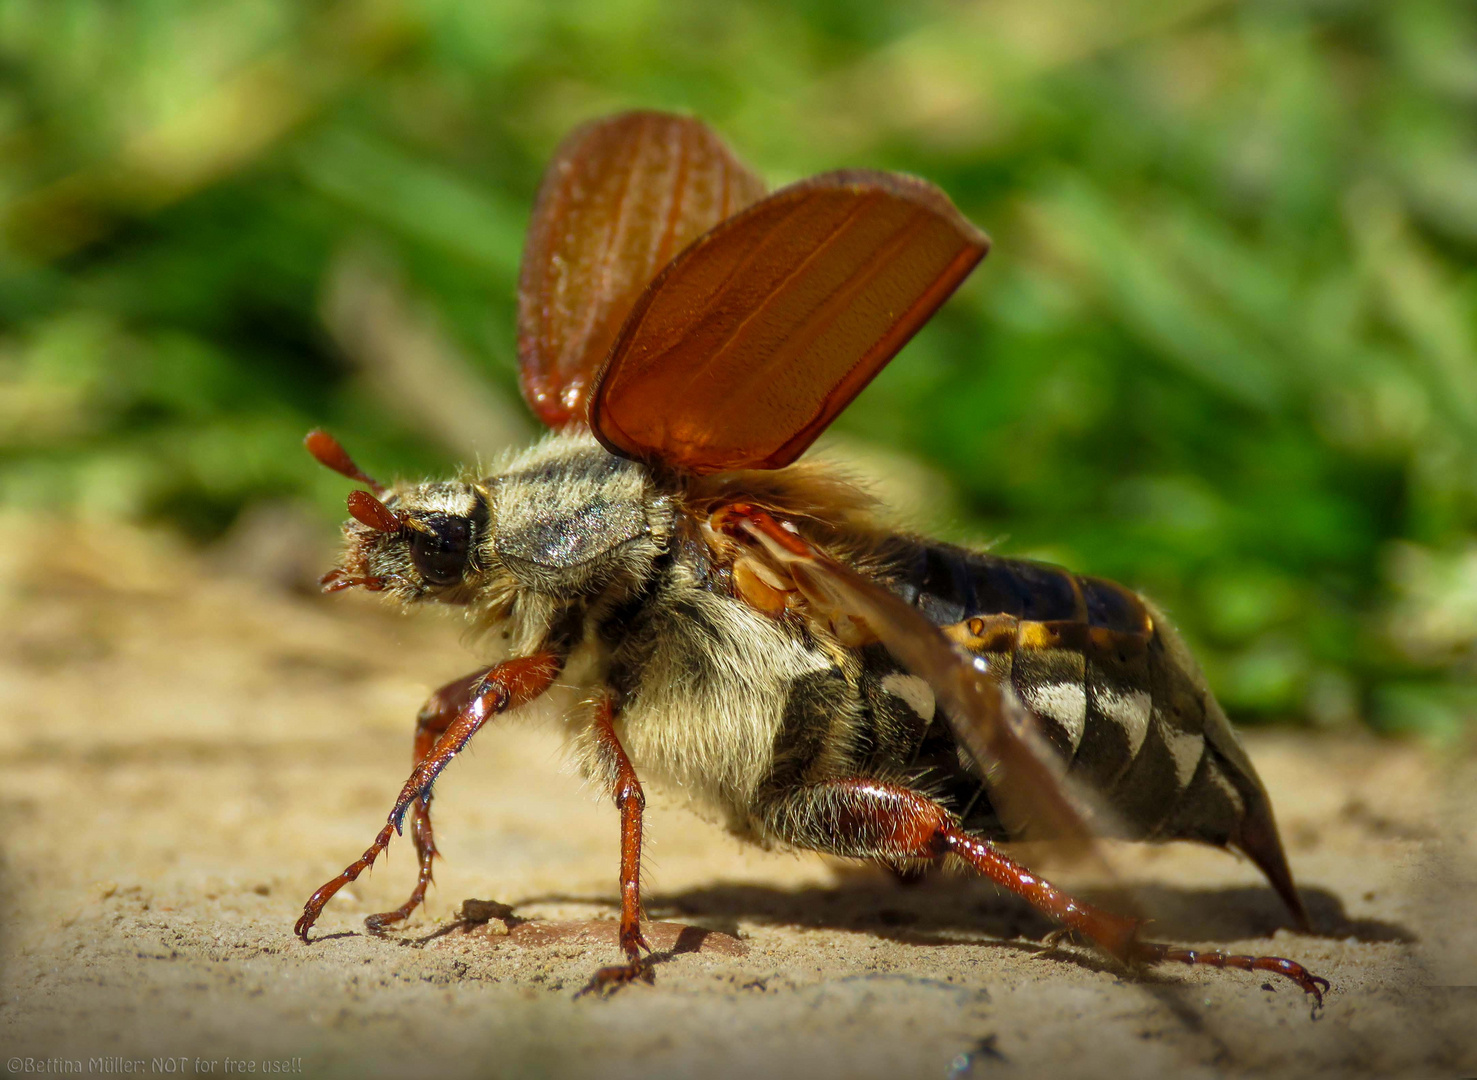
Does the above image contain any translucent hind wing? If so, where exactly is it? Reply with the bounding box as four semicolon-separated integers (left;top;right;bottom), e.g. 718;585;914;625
721;504;1102;853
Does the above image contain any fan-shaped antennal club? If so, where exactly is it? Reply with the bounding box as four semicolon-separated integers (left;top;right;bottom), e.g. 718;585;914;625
304;429;386;495
346;489;404;534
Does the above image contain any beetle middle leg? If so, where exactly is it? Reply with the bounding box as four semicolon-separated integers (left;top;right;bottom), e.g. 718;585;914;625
760;778;1329;1006
578;693;655;996
358;666;496;934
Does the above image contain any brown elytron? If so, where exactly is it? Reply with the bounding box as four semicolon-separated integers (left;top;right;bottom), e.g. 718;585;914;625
295;110;1328;1009
590;172;988;472
518;111;767;428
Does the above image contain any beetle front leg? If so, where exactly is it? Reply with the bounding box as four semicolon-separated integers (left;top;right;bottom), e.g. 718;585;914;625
578;693;654;996
295;652;564;941
355;666;497;934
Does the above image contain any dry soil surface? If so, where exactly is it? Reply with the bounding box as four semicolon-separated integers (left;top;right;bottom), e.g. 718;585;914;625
1;513;1473;1079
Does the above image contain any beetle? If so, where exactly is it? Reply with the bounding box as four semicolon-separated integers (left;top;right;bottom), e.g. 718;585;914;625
294;110;1326;1005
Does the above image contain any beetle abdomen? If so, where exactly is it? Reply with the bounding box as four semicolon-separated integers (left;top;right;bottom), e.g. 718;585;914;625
888;542;1253;847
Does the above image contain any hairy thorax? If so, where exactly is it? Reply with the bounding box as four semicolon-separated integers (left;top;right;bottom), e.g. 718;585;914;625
423;430;874;834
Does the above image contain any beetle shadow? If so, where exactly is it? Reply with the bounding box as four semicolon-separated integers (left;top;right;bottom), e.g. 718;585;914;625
517;867;1411;954
641;869;1413;948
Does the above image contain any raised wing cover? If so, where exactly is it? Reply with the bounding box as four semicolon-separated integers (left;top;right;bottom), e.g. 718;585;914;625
517;111;767;428
590;171;989;473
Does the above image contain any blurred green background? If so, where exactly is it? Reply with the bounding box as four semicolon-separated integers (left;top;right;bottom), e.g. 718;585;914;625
2;0;1475;737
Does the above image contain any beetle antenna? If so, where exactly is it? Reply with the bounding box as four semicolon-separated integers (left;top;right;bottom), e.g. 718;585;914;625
346;489;404;533
305;429;386;495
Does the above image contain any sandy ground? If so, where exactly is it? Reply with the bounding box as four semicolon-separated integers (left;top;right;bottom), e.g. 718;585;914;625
1;511;1474;1079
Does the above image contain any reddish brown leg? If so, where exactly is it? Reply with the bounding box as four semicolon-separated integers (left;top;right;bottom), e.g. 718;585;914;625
762;778;1329;1007
360;667;495;934
295;653;563;941
578;695;654;996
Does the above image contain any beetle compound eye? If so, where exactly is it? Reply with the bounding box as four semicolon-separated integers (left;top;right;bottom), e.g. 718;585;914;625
409;516;471;587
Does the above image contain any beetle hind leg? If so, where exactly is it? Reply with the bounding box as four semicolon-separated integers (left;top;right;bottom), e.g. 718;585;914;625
759;777;1328;1007
1133;941;1329;1007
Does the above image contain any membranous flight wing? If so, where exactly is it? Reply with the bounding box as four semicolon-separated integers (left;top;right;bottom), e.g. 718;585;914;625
717;505;1105;854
